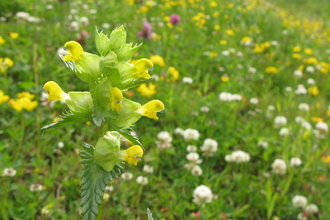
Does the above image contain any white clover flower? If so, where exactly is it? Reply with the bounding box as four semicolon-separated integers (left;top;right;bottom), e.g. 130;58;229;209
316;122;328;132
295;116;305;123
80;17;89;26
143;165;154;174
231;94;242;101
191;165;203;176
101;23;110;29
294;70;303;77
290;157;302;167
274;116;287;128
70;21;79;31
182;77;193;84
285;86;292;92
297;213;307;220
16;11;30;21
304;204;319;213
186;152;202;164
57;142;64;148
301;122;312;130
200;138;218;157
236;51;243;57
183;128;200;141
121;172;133;180
268;105;275;111
192;185;213;205
218;67;225;72
307;78;315;85
156;131;172;150
219;92;233;102
187;145;197;152
295;84;307;95
105;185;114;192
271;159;287;175
249;98;259;105
248;67;256;74
257;141;268;149
225;150;250;163
103;193;110;202
200;106;209;112
271;41;278;46
2;168;17;177
46;5;54;10
222;50;230;56
292;195;308;208
298;103;310;111
306;66;315;73
279;128;289;136
29;183;43;192
174;127;184;136
282;30;288;35
136;176;148;185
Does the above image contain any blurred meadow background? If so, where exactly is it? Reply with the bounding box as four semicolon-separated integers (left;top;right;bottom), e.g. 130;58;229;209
1;0;330;219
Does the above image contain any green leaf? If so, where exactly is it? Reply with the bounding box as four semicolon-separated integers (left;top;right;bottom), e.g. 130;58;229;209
117;127;144;150
80;143;123;220
41;110;92;131
147;208;154;220
115;43;142;62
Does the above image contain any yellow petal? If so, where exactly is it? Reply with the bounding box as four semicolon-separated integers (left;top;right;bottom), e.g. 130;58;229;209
63;41;84;61
43;81;68;102
139;100;165;120
111;87;123;111
123;145;143;165
133;58;153;78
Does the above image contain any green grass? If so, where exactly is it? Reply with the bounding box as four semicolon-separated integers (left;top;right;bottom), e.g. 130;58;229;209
1;0;330;219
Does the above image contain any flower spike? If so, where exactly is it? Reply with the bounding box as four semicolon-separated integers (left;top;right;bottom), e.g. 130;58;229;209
133;58;153;79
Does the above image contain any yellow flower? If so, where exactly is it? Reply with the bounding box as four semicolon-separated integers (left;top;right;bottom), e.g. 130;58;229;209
208;52;218;58
168;66;179;81
122;145;143;165
240;36;252;45
292;46;301;52
0;36;5;45
0;57;14;73
133;58;153;79
210;1;217;7
138;100;165;120
221;75;229;82
265;66;279;74
150;55;166;67
214;25;221;30
322;155;330;163
43;81;70;101
9;32;19;39
311;117;323;123
137;83;157;98
9;97;38;112
253;44;264;53
219;40;228;45
111;87;123;111
17;91;35;100
0;90;10;104
319;62;329;74
308;86;320;95
304;57;318;64
292;53;302;59
304;48;313;55
225;29;235;36
62;41;84;62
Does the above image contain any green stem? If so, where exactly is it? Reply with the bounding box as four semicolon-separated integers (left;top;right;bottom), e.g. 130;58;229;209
136;185;144;218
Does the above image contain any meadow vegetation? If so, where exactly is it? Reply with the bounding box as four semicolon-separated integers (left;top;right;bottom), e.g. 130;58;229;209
1;0;330;219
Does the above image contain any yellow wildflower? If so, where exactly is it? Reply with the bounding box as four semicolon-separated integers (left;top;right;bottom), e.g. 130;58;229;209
214;25;221;30
219;40;228;45
138;100;165;120
0;90;10;104
319;62;329;74
0;36;5;45
122;145;143;165
304;48;313;55
221;75;229;82
137;83;157;98
253;44;264;53
111;87;123;111
308;86;320;95
311;117;323;123
292;53;302;59
150;55;166;67
265;66;279;74
304;57;318;65
133;58;153;79
0;57;14;73
43;81;70;101
208;52;218;58
9;32;19;39
322;156;330;163
225;29;235;36
240;36;252;45
62;41;84;62
17;91;35;100
210;1;217;7
9;97;38;112
168;66;179;81
292;46;301;52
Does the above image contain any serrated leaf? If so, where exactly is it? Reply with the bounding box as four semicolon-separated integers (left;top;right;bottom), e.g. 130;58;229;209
41;110;93;131
118;127;144;150
147;208;154;220
80;143;123;220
